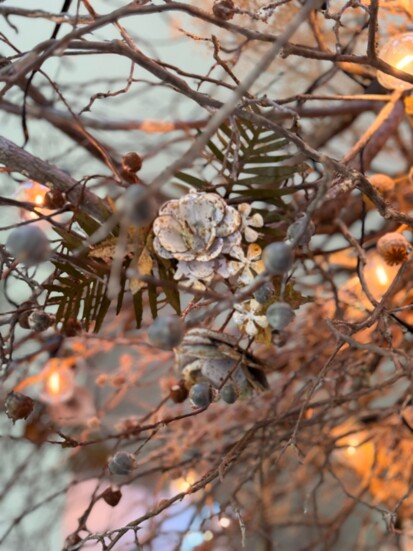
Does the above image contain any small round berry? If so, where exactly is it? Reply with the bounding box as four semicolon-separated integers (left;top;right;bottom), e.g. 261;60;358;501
189;383;213;409
254;281;275;304
148;315;185;350
43;189;66;209
102;486;122;507
266;302;295;331
116;185;157;227
169;380;189;403
122;152;143;173
262;242;294;275
367;174;394;196
220;384;239;404
6;225;51;266
5;391;35;423
108;451;138;475
28;309;54;332
377;232;410;266
213;0;235;20
287;217;315;246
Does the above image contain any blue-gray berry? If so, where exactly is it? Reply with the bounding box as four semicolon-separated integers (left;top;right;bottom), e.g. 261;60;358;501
287;217;315;246
220;384;239;404
108;451;138;475
6;225;51;266
189;383;212;408
116;186;157;227
262;242;294;275
148;315;185;350
266;302;295;331
254;281;275;304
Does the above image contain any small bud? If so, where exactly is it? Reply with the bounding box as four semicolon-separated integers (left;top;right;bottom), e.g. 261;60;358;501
169;380;189;403
377;232;410;266
189;383;213;409
28;309;54;332
220;384;239;404
108;451;138;475
367;174;394;196
148;315;185;350
262;242;294;275
43;189;66;209
62;318;82;337
5;391;35;423
6;225;51;266
213;0;235;20
287;216;315;246
254;281;275;304
102;486;122;507
266;302;295;331
116;186;157;227
122;152;143;173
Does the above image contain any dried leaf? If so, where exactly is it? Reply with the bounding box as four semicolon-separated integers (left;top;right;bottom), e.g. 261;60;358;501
129;246;153;294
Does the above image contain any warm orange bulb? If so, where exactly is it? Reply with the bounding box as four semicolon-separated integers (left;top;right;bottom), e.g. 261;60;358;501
42;367;75;404
375;265;389;286
47;371;62;396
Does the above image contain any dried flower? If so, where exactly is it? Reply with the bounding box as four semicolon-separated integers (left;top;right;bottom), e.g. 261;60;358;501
212;0;235;20
238;203;264;243
153;190;241;262
108;451;138;475
377;232;410;266
218;243;265;284
367;174;394;196
233;299;269;337
5;391;35;423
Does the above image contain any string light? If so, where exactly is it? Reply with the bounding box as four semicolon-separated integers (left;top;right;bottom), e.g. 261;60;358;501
219;516;231;528
377;33;413;90
13;181;49;220
41;363;75;404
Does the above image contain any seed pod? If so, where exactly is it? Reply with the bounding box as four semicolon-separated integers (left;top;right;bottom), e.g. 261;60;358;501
377;232;410;266
108;451;138;475
367;174;394;196
266;302;295;331
5;391;35;423
189;383;213;409
287;217;315;246
148;315;185;350
6;225;51;266
122;152;143;173
254;281;275;304
262;242;294;275
43;189;66;209
28;309;54;332
116;185;157;227
213;0;235;20
169;380;189;403
102;486;122;507
220;384;239;404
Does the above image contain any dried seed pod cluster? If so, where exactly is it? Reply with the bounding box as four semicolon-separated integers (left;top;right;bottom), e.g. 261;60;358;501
377;232;410;266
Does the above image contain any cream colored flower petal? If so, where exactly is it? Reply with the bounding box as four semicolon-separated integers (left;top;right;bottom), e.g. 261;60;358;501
196;237;224;261
180;277;206;292
238;203;252;217
254;315;269;329
217;258;241;278
173;250;197;262
251;259;265;274
216;206;241;237
228;245;246;262
245;319;259;336
249;299;262;313
153;216;188;253
174;261;192;280
247;243;262;261
244;227;260;243
187;259;215;278
153;236;174;259
233;310;247;325
179;193;225;230
238;267;255;285
249;213;264;228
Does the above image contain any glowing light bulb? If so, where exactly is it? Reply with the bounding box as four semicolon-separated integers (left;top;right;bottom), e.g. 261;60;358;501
346;438;359;457
375;264;389;286
377;33;413;90
13;181;49;220
219;517;231;528
41;367;75;404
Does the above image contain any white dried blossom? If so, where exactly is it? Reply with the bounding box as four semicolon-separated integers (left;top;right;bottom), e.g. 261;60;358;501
233;299;269;337
153;190;242;262
218;243;265;284
238;203;264;243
